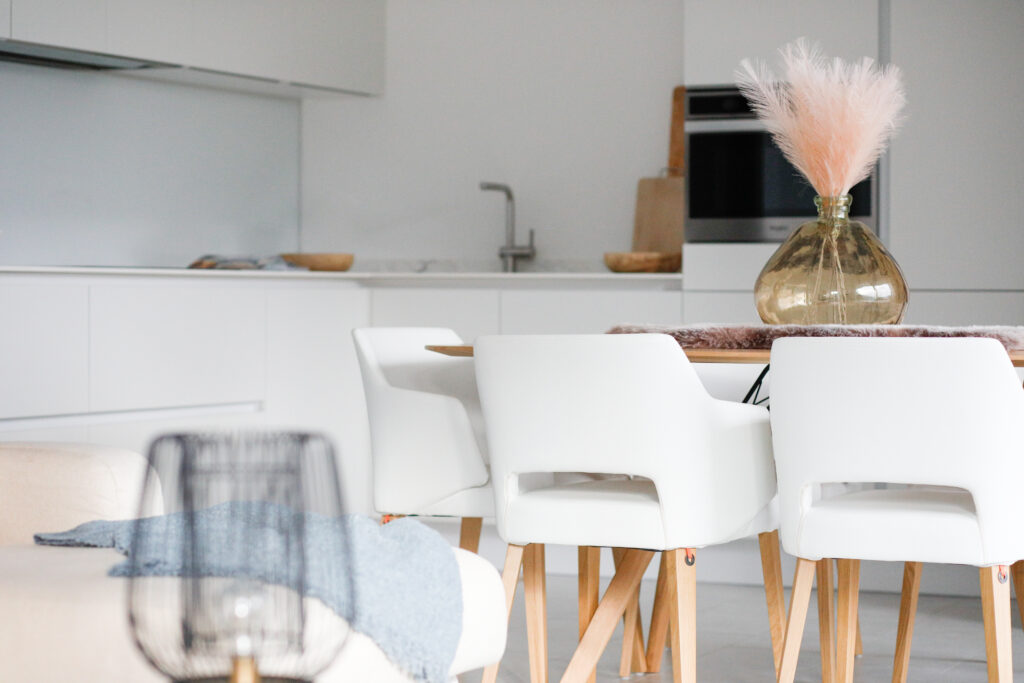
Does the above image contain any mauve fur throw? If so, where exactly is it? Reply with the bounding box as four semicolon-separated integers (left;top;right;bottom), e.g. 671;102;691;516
607;324;1024;351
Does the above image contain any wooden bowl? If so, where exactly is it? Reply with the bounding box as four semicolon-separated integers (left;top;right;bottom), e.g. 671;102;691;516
280;253;354;271
603;251;681;273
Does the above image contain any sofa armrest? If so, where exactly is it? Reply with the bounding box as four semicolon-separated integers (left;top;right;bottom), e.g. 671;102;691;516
0;442;161;545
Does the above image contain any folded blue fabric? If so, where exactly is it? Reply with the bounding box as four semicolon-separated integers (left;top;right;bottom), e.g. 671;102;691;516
35;503;462;683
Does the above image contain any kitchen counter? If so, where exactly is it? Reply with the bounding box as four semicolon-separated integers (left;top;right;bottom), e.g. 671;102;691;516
0;266;682;290
0;263;684;518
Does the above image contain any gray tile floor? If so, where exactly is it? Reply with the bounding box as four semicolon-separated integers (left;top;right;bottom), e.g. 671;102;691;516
472;574;1024;682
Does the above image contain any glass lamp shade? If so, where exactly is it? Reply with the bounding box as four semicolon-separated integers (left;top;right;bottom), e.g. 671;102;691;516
754;195;909;325
127;432;351;683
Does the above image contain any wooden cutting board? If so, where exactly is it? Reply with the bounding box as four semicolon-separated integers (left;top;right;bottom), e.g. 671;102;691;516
631;175;685;253
667;86;686;177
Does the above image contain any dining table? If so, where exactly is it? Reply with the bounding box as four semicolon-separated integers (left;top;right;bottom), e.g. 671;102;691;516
428;322;1024;364
426;345;1024;366
426;325;1024;680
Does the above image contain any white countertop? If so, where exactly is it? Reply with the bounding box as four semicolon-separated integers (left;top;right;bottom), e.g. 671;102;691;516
0;265;682;290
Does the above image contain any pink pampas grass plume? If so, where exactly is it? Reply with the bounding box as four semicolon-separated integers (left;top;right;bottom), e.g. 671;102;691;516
736;39;906;197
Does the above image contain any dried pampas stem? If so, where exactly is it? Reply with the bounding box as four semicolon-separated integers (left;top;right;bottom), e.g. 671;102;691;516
736;39;906;198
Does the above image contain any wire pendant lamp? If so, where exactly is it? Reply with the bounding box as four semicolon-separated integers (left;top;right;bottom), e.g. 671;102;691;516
127;432;351;683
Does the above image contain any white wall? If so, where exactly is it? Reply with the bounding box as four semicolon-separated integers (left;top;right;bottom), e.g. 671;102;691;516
683;0;879;86
0;61;300;267
889;0;1024;290
301;0;686;271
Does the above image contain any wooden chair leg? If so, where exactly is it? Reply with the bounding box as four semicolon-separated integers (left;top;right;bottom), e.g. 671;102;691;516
523;543;548;683
778;558;816;683
980;565;1013;683
559;549;655;683
892;561;922;683
666;548;698;683
459;516;483;553
612;547;647;675
758;530;786;678
816;559;837;683
577;547;600;683
481;544;526;683
836;559;860;683
834;559;864;658
646;552;672;672
838;558;863;658
1010;560;1024;629
621;580;643;677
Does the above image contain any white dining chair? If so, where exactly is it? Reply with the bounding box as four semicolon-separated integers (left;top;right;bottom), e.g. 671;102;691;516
353;327;493;551
474;333;782;683
770;337;1024;683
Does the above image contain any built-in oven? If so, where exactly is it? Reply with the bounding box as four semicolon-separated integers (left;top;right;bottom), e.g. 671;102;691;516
684;86;877;243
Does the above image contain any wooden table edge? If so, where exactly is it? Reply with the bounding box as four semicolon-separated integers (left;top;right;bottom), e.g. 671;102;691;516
427;345;1024;367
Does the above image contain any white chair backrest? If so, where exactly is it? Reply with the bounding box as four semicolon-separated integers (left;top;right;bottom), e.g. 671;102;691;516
770;337;1024;562
475;334;775;546
352;328;489;514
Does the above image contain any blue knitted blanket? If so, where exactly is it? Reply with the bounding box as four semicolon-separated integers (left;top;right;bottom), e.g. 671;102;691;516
35;504;461;683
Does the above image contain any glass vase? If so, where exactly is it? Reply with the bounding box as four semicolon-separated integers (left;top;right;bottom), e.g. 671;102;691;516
754;195;908;325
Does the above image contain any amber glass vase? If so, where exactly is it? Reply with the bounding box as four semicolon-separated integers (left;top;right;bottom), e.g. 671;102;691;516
754;195;908;325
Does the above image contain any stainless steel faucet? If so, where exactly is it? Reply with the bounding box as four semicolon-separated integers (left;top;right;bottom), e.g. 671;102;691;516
480;182;535;272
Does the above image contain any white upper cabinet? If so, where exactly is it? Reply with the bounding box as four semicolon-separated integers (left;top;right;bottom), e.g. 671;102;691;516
683;0;879;86
106;0;191;66
0;0;11;38
284;0;385;94
191;0;292;82
5;0;385;95
10;0;105;52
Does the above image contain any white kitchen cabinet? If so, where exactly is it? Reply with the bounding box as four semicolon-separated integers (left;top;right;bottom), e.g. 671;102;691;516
285;0;385;94
903;291;1024;326
189;0;385;93
6;0;384;95
0;424;89;444
683;0;879;86
0;283;89;419
500;290;683;334
371;288;501;343
682;291;759;324
265;287;373;513
85;409;266;461
0;269;684;515
190;0;291;83
889;0;1024;291
683;244;777;292
9;0;105;52
89;284;266;412
0;0;10;38
106;0;191;66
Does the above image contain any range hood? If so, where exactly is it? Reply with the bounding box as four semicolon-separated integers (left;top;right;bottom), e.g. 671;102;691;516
0;40;157;70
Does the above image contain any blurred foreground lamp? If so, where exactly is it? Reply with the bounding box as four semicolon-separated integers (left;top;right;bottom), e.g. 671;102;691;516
127;432;351;683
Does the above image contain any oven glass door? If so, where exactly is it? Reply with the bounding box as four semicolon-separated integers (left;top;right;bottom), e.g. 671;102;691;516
687;130;872;241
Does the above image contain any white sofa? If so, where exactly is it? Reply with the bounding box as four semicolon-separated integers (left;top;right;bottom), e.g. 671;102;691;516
0;442;506;682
